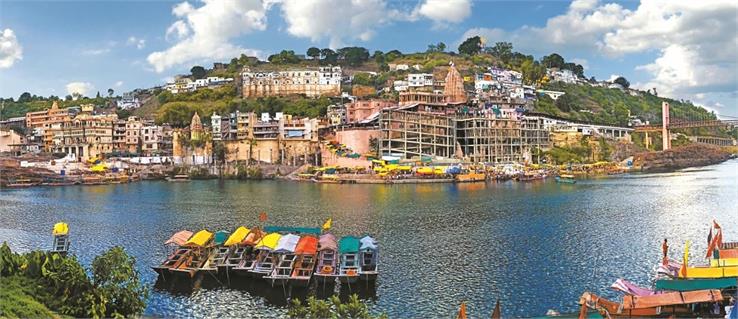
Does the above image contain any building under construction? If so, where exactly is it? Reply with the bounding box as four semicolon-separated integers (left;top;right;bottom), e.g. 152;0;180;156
379;109;550;163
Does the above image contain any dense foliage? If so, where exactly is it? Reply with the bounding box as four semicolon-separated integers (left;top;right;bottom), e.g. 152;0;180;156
0;94;114;120
0;243;148;318
288;294;386;319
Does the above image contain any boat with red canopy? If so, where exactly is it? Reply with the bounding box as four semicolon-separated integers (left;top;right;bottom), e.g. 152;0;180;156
290;235;319;287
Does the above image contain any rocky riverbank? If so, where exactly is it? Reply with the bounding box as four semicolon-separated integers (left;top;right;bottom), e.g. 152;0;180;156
633;144;732;172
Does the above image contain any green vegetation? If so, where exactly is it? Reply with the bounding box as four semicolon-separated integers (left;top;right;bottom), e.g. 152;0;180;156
0;93;114;120
288;294;386;319
0;243;148;318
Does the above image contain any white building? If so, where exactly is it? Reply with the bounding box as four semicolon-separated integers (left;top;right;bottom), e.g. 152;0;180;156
118;92;141;109
547;68;578;84
407;73;434;87
393;80;409;92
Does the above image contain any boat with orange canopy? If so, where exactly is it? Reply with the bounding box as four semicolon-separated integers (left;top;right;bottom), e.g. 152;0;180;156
290;235;319;287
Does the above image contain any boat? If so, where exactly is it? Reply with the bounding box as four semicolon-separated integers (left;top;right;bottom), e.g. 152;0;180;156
167;174;191;182
247;232;282;278
152;230;193;278
455;172;486;183
7;178;37;187
50;222;70;256
265;233;300;286
655;277;737;291
290;235;319;287
555;174;576;184
711;258;738;267
170;229;214;279
358;235;378;282
214;226;250;274
679;265;738;279
578;289;725;318
337;236;360;284
200;230;230;275
232;228;267;276
314;233;339;284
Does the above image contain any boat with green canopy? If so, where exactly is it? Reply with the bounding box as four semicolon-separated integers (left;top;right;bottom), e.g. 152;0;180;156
655;277;737;292
202;230;230;274
337;236;360;284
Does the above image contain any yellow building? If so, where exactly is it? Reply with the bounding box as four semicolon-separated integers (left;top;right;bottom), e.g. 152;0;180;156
25;101;71;151
52;113;118;161
190;112;203;141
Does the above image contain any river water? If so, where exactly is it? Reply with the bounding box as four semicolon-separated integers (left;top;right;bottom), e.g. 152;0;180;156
1;160;737;318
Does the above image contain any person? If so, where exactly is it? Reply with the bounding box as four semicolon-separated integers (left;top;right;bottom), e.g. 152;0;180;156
662;238;669;265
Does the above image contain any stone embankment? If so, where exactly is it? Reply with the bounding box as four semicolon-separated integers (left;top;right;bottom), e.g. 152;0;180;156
633;144;732;172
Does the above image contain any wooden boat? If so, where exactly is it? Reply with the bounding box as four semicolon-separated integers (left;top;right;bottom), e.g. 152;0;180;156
578;289;724;318
247;233;282;278
655;277;737;291
7;178;37;187
358;235;378;282
265;234;301;286
232;229;267;276
170;230;214;279
152;230;193;278
214;227;251;274
711;258;738;267
455;172;486;183
555;174;576;184
290;235;319;287
50;222;70;256
200;230;230;275
81;176;105;185
337;236;360;284
167;174;191;182
314;233;338;284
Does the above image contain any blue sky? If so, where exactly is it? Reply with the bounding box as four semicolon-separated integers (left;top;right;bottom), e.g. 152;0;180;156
0;0;736;117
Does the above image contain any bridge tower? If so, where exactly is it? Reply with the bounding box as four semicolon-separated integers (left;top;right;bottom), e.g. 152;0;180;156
662;101;671;150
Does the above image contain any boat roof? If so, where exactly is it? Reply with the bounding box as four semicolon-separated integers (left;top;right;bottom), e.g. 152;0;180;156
295;236;318;255
338;236;360;254
264;226;321;235
319;233;337;251
165;230;193;246
623;289;723;309
242;228;264;246
185;230;213;247
274;234;300;253
655;278;737;291
359;235;377;251
213;230;230;245
256;233;282;250
53;222;68;236
224;227;250;246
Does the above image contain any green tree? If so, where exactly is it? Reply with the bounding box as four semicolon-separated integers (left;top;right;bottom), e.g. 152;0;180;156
337;47;370;66
437;42;446;52
268;50;301;64
18;92;32;103
490;42;513;62
373;50;385;64
320;48;337;64
96;91;101;99
555;93;576;112
306;47;321;60
91;246;148;318
613;76;630;88
352;73;374;86
190;66;207;79
107;88;114;97
458;36;482;55
384;50;403;62
541;53;565;68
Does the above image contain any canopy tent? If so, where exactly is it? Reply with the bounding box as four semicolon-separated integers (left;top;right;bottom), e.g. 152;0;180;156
338;236;360;254
165;230;193;246
274;234;300;253
224;227;250;246
655;278;737;292
185;230;213;247
360;236;377;251
623;289;723;309
255;233;282;250
242;228;265;246
213;230;230;246
318;233;337;251
52;222;69;236
295;236;318;255
610;279;655;296
264;226;320;235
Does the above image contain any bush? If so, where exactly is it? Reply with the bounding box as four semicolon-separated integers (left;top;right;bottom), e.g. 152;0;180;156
288;294;386;319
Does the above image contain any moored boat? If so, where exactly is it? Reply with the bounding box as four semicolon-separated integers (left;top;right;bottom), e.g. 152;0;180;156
215;226;250;274
50;222;70;256
7;178;37;188
232;228;268;276
200;230;230;275
152;230;193;279
265;233;300;286
555;174;576;184
314;233;338;284
170;229;214;279
247;232;282;278
358;235;378;282
337;236;360;284
578;289;725;318
655;277;737;291
455;172;486;183
167;174;191;182
290;235;319;287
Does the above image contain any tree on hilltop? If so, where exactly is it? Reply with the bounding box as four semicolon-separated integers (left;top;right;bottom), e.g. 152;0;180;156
18;92;32;103
458;36;482;55
320;48;337;64
490;42;513;62
614;76;630;88
190;66;206;79
542;53;565;69
307;47;321;60
337;47;370;67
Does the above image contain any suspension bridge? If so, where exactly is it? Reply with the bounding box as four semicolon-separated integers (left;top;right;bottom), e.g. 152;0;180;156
633;102;738;150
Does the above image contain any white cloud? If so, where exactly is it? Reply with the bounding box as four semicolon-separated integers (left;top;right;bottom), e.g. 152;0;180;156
82;48;111;56
127;36;146;49
0;28;23;68
414;0;472;25
147;0;270;73
460;0;738;105
114;81;124;87
66;82;95;97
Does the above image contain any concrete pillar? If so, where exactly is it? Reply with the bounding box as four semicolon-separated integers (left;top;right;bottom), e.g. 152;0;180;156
662;102;671;150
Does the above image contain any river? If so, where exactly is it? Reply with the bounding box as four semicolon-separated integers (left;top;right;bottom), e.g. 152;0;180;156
1;160;737;317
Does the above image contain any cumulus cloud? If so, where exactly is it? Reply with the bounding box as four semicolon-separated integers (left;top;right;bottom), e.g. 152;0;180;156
147;0;270;73
66;82;95;97
414;0;472;25
114;81;124;87
460;0;738;106
0;28;23;68
127;36;146;49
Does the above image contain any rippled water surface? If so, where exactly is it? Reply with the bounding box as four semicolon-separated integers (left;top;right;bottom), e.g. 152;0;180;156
1;160;737;317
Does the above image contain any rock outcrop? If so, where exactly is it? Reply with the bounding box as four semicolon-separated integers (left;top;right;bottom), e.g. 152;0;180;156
633;144;731;172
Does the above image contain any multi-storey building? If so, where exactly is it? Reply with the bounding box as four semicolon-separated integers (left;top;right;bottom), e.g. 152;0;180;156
125;116;143;153
346;100;395;124
25;101;71;151
241;66;342;98
141;124;164;154
52;113;117;161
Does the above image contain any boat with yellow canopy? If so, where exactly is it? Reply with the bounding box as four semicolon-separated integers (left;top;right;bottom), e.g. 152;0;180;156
171;230;214;278
248;233;283;278
51;222;70;255
214;227;250;273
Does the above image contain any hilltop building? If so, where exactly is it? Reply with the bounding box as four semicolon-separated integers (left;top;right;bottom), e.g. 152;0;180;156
25;101;71;151
241;66;342;98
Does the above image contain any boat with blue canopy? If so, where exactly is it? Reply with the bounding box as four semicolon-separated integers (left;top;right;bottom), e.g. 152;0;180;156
358;235;378;282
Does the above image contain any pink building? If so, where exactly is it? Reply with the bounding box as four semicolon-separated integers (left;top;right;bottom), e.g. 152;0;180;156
346;100;395;123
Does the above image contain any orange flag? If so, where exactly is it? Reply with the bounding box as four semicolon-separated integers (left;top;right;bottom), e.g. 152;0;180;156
713;220;722;229
258;212;267;222
491;300;501;319
457;302;467;319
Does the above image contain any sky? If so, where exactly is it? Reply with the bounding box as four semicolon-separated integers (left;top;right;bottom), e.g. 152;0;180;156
0;0;736;118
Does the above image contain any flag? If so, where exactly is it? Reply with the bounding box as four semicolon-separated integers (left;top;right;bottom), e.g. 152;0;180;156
706;229;721;259
456;302;467;319
707;228;713;246
680;240;690;278
491;300;501;319
322;218;332;231
258;212;267;222
716;229;723;248
714;220;721;229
